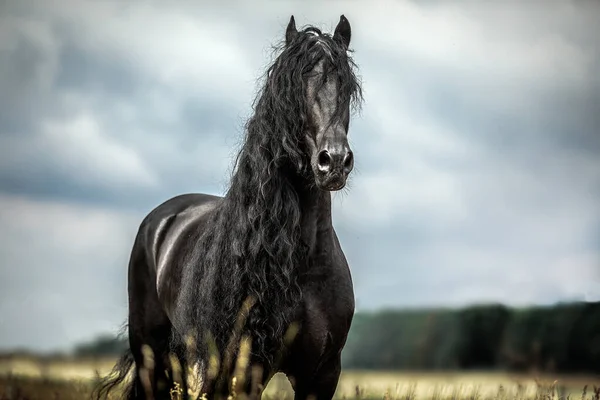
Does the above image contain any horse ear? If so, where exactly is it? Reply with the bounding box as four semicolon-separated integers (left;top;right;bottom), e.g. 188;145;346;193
286;15;298;45
333;14;351;49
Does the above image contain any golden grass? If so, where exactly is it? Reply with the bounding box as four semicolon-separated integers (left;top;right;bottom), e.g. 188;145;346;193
1;356;599;400
2;301;597;399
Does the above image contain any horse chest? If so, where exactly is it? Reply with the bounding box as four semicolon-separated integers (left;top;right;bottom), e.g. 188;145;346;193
281;285;353;377
297;277;353;343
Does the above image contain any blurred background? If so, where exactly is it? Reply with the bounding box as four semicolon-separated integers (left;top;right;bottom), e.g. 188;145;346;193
1;0;600;390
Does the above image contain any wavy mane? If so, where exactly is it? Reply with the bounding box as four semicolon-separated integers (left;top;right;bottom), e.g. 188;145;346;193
174;25;363;369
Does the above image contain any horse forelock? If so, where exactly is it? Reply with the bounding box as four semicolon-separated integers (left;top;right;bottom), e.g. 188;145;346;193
305;29;334;61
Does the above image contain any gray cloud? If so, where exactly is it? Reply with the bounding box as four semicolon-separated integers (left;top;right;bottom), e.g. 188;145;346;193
0;1;599;351
0;29;244;210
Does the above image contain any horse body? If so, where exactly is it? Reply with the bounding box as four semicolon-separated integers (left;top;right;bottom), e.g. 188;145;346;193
94;14;362;400
130;188;354;399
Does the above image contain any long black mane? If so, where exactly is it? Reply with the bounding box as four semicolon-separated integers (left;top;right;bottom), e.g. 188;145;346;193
173;25;363;369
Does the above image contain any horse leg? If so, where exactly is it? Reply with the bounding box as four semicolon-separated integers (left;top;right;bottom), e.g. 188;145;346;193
230;359;273;400
289;353;342;400
127;239;180;399
129;324;179;399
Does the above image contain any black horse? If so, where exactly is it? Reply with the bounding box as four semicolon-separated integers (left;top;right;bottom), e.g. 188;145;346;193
94;14;363;400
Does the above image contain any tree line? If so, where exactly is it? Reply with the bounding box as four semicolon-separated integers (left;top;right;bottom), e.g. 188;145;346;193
73;301;600;373
342;301;600;373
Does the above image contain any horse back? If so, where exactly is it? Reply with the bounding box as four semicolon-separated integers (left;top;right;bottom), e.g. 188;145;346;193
134;193;222;322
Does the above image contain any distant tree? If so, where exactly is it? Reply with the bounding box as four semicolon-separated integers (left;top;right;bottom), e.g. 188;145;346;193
455;303;510;369
74;334;128;357
567;302;600;373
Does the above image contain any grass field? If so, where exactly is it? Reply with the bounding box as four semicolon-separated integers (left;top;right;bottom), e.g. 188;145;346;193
1;356;599;399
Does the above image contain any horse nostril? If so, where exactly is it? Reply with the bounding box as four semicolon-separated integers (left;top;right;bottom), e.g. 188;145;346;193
343;151;354;170
317;150;331;172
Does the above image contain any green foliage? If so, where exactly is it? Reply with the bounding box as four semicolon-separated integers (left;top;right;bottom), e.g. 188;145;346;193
455;304;510;369
343;308;464;370
342;301;600;374
73;334;128;357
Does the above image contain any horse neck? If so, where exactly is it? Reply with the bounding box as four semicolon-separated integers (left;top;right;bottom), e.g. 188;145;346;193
296;181;333;256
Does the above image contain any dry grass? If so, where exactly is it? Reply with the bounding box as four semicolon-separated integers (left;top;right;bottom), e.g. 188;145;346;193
1;302;597;399
1;356;599;400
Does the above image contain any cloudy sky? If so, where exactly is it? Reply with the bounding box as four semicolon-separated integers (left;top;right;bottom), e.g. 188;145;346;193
0;0;599;352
